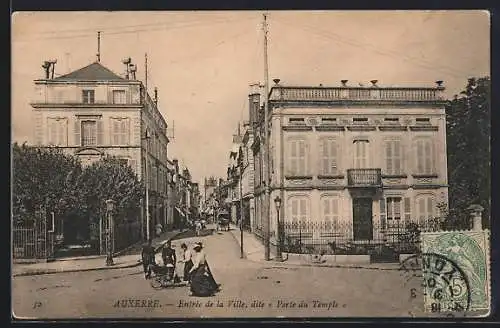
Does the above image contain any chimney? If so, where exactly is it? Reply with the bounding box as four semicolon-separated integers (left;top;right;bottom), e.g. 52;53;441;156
122;57;131;79
129;64;137;80
370;80;378;87
42;60;57;79
42;61;51;79
435;80;444;88
341;80;348;87
248;83;261;128
273;78;281;85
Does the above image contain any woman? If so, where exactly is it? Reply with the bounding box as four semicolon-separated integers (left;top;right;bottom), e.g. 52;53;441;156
188;242;219;297
178;243;193;283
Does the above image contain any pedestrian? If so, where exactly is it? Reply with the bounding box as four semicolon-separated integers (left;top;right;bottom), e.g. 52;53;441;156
188;242;219;297
161;240;178;281
155;223;163;237
195;242;220;291
141;238;156;280
178;243;193;283
195;220;202;236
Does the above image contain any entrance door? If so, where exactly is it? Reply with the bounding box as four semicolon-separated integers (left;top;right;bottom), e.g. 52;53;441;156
352;198;373;240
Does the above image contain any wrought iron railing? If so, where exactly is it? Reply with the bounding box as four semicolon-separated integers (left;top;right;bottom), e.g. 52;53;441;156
280;219;441;256
347;168;382;187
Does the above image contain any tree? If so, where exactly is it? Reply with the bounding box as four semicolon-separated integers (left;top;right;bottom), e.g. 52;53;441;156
12;143;83;225
445;77;490;229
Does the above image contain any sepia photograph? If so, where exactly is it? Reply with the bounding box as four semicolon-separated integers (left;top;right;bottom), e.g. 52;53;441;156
11;10;491;319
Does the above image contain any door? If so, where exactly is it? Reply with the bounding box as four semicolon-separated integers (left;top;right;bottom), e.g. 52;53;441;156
352;198;373;240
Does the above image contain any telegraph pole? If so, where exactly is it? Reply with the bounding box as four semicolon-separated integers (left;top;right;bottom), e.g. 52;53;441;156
96;31;101;62
263;13;271;261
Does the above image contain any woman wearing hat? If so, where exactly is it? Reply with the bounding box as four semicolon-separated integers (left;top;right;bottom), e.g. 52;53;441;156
188;242;219;296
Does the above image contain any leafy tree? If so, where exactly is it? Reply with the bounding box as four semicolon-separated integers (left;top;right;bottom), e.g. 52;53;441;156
12;143;83;225
445;77;490;229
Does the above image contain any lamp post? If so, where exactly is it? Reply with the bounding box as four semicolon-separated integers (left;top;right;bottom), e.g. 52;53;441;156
105;199;116;266
142;130;151;241
239;166;244;259
274;195;282;261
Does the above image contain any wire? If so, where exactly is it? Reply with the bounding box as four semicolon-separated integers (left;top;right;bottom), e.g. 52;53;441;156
273;17;471;79
15;15;257;43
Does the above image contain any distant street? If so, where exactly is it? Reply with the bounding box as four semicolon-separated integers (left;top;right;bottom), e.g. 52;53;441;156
13;227;430;319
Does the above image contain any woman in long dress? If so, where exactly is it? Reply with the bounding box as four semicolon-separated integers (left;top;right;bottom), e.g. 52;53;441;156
188;243;219;297
178;243;193;283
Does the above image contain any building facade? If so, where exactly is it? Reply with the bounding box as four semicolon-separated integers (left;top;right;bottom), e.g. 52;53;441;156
252;80;448;254
31;60;170;239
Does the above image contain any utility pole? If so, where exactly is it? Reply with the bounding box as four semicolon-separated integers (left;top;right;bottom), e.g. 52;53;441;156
262;13;271;261
144;130;151;241
96;31;101;62
145;53;148;93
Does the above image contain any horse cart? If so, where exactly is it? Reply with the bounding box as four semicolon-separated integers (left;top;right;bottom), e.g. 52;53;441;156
217;210;230;231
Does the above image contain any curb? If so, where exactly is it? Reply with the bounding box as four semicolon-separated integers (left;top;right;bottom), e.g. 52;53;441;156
12;231;185;277
228;228;403;271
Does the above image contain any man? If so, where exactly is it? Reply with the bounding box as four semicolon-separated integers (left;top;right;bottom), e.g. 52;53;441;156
162;240;177;267
141;238;156;280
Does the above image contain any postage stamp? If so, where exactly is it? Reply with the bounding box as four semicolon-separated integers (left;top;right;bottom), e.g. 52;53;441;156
420;230;491;315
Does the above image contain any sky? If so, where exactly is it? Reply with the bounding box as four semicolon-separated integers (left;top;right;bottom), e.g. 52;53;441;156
11;11;490;185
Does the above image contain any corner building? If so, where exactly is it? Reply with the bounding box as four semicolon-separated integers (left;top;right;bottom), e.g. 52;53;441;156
252;80;449;254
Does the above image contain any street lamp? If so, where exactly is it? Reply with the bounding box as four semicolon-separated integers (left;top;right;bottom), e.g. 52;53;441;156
105;199;116;266
274;195;282;261
142;130;151;241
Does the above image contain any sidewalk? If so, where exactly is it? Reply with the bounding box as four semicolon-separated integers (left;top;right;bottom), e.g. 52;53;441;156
228;224;401;271
12;229;185;277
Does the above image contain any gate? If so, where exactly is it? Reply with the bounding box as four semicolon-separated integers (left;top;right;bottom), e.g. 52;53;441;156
12;206;55;261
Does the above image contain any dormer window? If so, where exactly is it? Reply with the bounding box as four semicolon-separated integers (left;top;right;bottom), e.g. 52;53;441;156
289;117;305;125
384;117;399;122
416;118;431;125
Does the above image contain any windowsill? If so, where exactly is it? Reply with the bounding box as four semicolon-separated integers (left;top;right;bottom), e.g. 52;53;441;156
285;175;313;180
382;174;408;178
412;174;438;178
317;174;345;179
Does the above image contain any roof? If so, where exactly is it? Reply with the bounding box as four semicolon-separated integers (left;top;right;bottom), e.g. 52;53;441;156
53;62;126;81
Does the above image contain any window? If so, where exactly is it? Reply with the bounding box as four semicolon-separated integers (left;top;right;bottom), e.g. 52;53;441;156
353;140;369;168
320;138;339;175
287;138;308;176
112;90;126;104
386;197;402;221
289;117;305;125
416;117;431;125
353;117;368;123
47;118;68;146
110;118;130;145
81;120;97;146
385;139;403;175
384;117;399;123
415;139;435;174
289;196;309;227
416;194;435;224
82;90;95;104
321;117;337;124
321;196;340;230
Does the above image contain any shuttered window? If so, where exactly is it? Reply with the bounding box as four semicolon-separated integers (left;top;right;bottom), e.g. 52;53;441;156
289;196;309;228
415;139;435;174
353;140;369;168
287;138;308;176
110;118;130;145
81;120;97;146
385;139;403;175
321;196;339;230
112;90;126;104
47;118;68;146
416;195;435;224
320;138;339;175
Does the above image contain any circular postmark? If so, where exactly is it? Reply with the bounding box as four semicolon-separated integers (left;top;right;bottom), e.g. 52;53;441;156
401;252;471;317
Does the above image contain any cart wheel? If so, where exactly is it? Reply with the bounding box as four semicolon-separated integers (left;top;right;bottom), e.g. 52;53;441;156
150;276;163;290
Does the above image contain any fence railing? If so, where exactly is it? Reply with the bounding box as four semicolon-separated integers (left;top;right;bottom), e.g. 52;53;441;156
347;169;382;187
280;219;441;256
12;214;56;260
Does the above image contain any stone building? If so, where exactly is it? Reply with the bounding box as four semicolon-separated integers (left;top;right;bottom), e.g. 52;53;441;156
30;59;170;240
251;79;448;254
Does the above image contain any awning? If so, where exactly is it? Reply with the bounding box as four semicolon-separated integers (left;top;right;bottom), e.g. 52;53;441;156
175;207;186;217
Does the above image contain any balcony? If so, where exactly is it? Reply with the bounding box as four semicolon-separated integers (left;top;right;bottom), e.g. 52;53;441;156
347;169;382;188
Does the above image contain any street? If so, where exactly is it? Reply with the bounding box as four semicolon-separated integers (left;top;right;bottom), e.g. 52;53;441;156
12;228;432;319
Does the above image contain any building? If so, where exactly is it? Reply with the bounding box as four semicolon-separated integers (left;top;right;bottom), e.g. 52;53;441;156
251;79;448;256
30;58;170;240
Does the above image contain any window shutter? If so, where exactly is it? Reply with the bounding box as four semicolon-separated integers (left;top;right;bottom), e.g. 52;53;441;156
418;198;425;224
404;197;411;222
74;120;80;146
394;140;401;174
97;120;104;145
427;197;434;220
424;141;432;174
331;197;339;225
416;140;423;173
330;141;338;174
386;141;393;174
379;199;386;229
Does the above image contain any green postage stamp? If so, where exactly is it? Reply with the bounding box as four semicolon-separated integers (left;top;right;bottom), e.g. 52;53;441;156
420;230;491;316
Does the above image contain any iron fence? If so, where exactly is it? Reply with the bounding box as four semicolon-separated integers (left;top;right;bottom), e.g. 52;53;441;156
280;219;441;257
12;209;56;260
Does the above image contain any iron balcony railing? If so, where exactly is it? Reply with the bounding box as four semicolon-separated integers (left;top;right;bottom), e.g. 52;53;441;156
347;168;382;187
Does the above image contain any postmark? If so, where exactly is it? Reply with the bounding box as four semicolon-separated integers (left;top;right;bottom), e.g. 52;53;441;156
421;230;491;315
401;252;470;317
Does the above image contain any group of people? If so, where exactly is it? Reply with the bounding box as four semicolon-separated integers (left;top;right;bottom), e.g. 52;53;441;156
141;238;221;297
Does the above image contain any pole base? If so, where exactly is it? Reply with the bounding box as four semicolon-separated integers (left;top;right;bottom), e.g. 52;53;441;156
106;257;114;266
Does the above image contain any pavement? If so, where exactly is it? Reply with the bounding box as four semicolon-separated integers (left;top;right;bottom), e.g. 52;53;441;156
12;227;431;318
12;229;186;277
228;224;402;271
